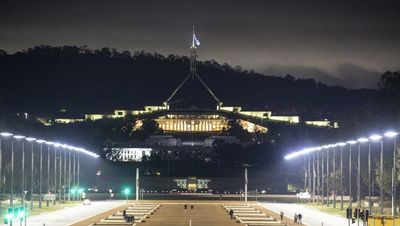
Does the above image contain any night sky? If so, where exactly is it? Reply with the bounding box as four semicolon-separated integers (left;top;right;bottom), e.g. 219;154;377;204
1;0;399;88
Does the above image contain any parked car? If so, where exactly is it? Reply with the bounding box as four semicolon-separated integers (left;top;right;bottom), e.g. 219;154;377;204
83;199;91;205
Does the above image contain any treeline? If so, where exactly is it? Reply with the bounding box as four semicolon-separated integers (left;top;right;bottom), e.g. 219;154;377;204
0;45;375;117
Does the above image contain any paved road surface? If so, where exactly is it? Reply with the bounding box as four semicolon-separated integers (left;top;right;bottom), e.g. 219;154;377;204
2;201;123;226
259;202;349;226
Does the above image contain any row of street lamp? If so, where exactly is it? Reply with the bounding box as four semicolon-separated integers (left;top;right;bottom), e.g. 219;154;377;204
285;130;398;217
0;131;99;212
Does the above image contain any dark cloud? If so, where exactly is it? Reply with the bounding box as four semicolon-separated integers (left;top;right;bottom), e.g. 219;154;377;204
0;0;399;88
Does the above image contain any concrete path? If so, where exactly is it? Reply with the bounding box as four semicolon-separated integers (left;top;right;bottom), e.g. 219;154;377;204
138;203;242;226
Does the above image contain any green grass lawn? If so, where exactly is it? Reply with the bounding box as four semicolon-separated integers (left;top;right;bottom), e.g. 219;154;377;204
0;200;80;222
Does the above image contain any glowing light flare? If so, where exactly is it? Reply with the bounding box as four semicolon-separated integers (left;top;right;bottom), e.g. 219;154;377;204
13;135;26;139
384;131;398;138
369;134;382;141
346;140;357;144
0;132;13;137
357;137;369;143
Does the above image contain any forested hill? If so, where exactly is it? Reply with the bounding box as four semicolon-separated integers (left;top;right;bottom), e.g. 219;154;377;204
0;46;376;115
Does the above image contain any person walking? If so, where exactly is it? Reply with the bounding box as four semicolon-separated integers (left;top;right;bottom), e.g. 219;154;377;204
294;213;298;224
298;213;303;225
229;209;234;219
280;211;284;221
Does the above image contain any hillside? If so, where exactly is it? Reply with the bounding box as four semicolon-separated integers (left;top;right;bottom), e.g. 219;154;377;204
0;46;376;117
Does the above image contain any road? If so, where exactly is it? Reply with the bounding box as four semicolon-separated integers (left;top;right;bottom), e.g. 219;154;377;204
2;201;123;226
258;202;349;226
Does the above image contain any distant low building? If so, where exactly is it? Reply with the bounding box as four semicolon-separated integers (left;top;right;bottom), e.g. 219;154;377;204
107;147;152;162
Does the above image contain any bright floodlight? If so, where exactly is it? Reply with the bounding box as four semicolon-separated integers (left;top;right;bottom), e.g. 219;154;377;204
369;134;382;141
53;142;61;147
346;140;357;144
25;137;36;142
61;144;68;148
13;135;26;139
357;137;369;143
45;141;54;145
337;142;346;146
0;132;13;137
384;131;398;138
36;139;46;143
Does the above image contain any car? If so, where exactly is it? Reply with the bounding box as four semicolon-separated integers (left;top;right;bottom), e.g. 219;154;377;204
83;199;91;205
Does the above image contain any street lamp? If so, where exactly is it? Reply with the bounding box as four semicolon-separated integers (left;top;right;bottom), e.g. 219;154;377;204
336;142;347;210
61;144;68;202
13;135;26;206
25;137;36;210
356;137;368;224
369;134;384;214
53;142;61;204
45;141;53;207
347;140;357;209
384;131;398;217
36;139;45;208
0;132;13;211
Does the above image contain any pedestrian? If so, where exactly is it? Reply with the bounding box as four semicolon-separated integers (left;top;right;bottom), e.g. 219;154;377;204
229;209;234;219
280;211;284;221
122;210;126;217
184;204;188;213
190;204;194;210
294;213;298;224
298;213;302;225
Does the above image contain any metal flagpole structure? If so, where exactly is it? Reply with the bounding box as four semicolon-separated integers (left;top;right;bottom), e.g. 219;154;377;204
245;166;248;202
136;168;139;201
165;26;222;109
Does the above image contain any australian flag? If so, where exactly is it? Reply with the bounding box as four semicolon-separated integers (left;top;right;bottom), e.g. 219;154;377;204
193;33;200;47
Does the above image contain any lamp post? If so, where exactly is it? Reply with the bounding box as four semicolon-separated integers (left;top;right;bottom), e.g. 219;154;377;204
36;139;45;208
312;152;316;204
59;144;62;203
347;140;357;209
62;144;67;202
321;150;325;205
333;146;337;208
73;149;76;201
13;135;26;206
369;134;384;214
317;151;320;204
384;131;398;217
0;132;14;211
326;146;330;207
68;147;71;202
356;137;368;226
337;142;347;210
77;154;80;201
45;142;53;207
53;143;60;204
25;137;36;210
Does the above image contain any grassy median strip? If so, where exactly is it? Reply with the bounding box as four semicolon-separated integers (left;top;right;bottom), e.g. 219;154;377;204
0;201;81;222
